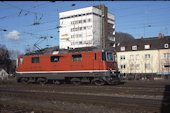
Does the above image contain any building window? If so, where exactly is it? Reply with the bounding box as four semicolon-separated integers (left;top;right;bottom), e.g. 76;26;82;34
163;63;170;69
136;64;140;70
120;65;126;69
71;34;82;38
32;57;40;63
145;64;150;69
79;41;82;44
20;58;23;64
51;56;60;62
87;26;92;29
72;54;82;61
79;27;82;30
70;18;92;25
120;46;125;51
132;45;137;50
130;55;134;60
145;54;150;59
144;45;150;49
164;53;170;58
136;54;140;60
71;26;92;32
79;20;82;23
120;55;125;60
130;64;134;70
164;44;169;48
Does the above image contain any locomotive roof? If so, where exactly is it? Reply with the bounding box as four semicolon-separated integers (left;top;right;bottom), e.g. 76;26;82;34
24;46;114;56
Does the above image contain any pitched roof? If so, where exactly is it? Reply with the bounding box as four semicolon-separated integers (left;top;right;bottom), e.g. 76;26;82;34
117;36;170;52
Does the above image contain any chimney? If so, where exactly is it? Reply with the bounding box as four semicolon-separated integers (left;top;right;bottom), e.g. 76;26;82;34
158;33;162;39
162;34;164;38
141;36;143;39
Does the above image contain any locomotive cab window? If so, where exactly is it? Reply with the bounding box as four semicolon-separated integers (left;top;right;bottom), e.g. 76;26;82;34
102;52;114;62
106;52;114;61
32;57;40;63
72;54;82;61
51;56;60;62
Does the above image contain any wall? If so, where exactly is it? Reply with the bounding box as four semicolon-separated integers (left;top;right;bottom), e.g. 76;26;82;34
117;50;159;74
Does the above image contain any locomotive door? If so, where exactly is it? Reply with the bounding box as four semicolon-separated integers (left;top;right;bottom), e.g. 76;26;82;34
93;53;99;71
18;57;24;71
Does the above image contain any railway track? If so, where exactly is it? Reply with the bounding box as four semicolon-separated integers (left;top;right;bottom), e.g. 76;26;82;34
0;102;70;113
0;87;167;113
1;78;170;113
0;83;169;97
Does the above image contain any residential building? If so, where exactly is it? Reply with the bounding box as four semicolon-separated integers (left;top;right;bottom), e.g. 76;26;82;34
117;34;170;76
158;43;170;74
59;5;115;49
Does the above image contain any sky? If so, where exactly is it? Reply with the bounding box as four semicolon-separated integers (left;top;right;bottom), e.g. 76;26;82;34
0;1;170;54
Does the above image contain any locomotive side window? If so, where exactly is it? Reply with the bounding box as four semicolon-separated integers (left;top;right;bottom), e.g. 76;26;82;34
51;56;60;62
72;54;82;61
32;57;40;63
95;53;96;60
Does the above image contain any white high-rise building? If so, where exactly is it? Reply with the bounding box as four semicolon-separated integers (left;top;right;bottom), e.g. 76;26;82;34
59;5;115;49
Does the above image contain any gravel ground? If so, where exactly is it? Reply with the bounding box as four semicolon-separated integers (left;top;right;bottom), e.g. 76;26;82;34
0;76;170;113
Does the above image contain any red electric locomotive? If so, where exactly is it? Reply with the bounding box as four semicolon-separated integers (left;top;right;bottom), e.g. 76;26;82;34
15;48;120;85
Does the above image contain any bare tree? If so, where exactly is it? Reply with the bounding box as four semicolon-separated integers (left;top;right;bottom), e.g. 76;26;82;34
115;32;135;43
107;32;134;49
0;44;11;73
9;50;22;60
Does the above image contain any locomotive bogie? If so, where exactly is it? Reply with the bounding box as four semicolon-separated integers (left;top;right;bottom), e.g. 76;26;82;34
15;71;119;85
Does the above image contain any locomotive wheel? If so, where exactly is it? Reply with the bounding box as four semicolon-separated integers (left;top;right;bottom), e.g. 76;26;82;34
71;78;81;85
53;80;60;85
37;78;47;85
92;78;105;86
72;81;81;85
20;77;29;84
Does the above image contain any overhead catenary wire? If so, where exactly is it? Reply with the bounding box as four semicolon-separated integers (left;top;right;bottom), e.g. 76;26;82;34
1;1;170;53
2;2;43;16
1;1;169;30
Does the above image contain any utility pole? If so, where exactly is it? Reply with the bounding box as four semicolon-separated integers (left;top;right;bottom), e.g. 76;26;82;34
100;4;106;49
